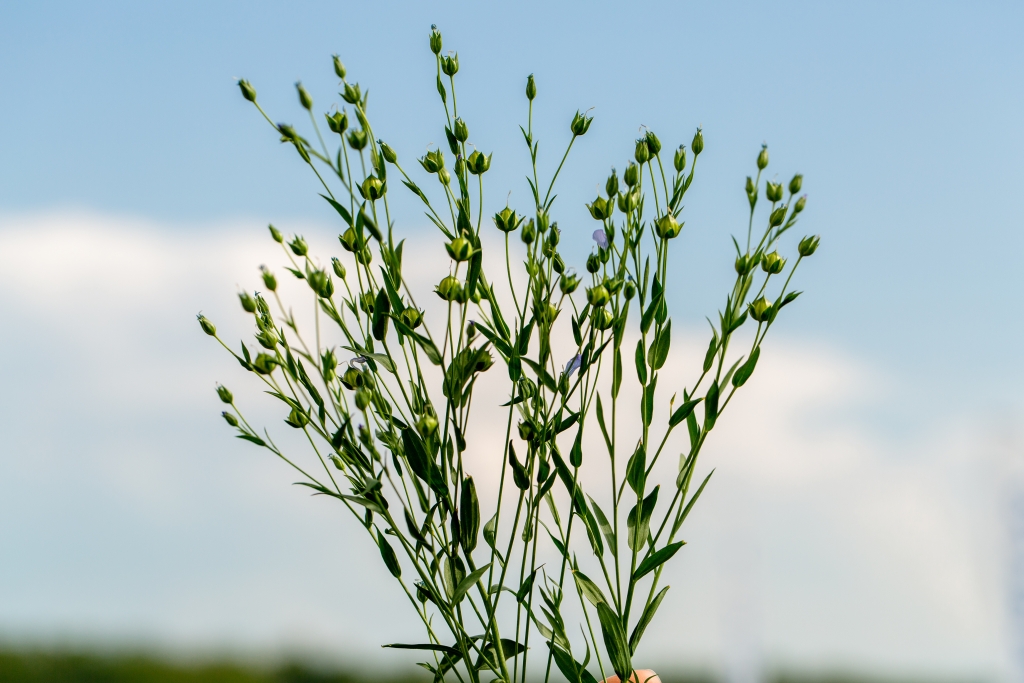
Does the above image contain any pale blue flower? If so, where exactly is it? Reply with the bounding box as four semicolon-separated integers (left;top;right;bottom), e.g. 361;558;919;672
593;229;609;250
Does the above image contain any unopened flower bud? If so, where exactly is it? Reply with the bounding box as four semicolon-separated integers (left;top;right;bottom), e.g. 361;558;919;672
453;117;469;142
438;167;451;186
735;254;751;275
360;175;386;201
256;328;279;350
419;149;445;174
239;291;257;313
197;314;216;336
552;254;565;274
645;130;662;156
760;251;786;275
341;82;361;104
429;26;442;55
400;307;423;329
260;267;277;292
794;194;807;213
655;213;682;239
446;237;473;262
359;292;375;314
418;414;439;436
295;81;313;110
587;284;610;307
674;145;687;172
333;55;346;79
520;220;535;244
441;54;459;76
634;138;650;164
518;420;535;442
237;79;257;102
749;296;773;323
623;163;639;187
347;129;368;150
493;207;520;233
586;253;601;274
605;169;619;197
222;411;239;427
252;353;277;375
559;272;580;294
339;227;359;252
769;205;786;227
624;280;636;300
467;150;491;175
570;110;593;136
436;275;462;301
526;74;537;101
453;156;466;177
766;181;783;203
757;145;769;170
379;141;397;163
341;367;364;390
355;388;372;410
331;257;346;279
798;235;820;257
691;128;704;156
745;176;756;199
789;174;803;194
326;111;348;134
587;196;612;220
216;385;233;404
289;235;308;256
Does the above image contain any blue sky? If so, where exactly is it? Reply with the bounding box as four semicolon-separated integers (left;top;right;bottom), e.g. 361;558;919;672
1;1;1023;679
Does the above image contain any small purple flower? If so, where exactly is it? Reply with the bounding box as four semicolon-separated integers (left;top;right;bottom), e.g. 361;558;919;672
349;356;368;368
592;229;609;250
564;354;582;377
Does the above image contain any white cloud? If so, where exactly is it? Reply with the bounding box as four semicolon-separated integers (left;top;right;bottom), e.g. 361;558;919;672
0;211;1017;680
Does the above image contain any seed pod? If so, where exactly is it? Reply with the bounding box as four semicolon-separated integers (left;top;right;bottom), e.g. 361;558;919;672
757;145;769;170
453;117;469;142
798;235;820;257
526;73;536;100
355;388;372;411
341;367;364;390
606;169;619;197
587;196;612;220
520;220;535;244
769;205;787;227
429;26;442;55
587;284;610;307
794;194;807;213
571;110;593;136
437;167;451;186
655;213;682;239
379;141;397;163
285;406;310;428
417;414;438;436
623;163;639;187
789;174;803;194
467;150;491;175
400;307;423;329
222;411;239;427
331;257;346;279
419;149;445;174
295;81;313;110
332;55;346;79
347;129;368;150
237;79;256;102
446;237;473;262
766;181;783;203
492;207;520;233
586;253;601;274
691;127;704;156
360;175;386;201
674;145;687;172
623;280;636;300
634;138;650;164
341;82;361;104
559;273;580;294
760;251;786;274
645;130;662;156
216;385;233;404
252;353;277;375
435;275;462;301
197;314;216;336
749;296;773;323
326;111;348;134
552;254;565;274
289;235;308;256
441;54;459;76
260;267;277;292
238;291;257;313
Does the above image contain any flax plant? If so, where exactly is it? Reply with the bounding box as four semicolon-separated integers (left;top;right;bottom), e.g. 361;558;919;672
201;26;819;683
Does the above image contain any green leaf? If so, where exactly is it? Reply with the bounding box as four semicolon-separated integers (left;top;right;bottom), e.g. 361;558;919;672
704;380;720;429
627;486;659;551
382;643;460;658
377;532;401;578
548;643;599;683
703;331;718;373
320;193;353;226
649;319;672;371
509;442;530;491
572;316;582;346
669;397;703;427
588;496;617;554
721;356;744;389
401;428;445;496
517;568;538;603
460;477;479;551
597;602;632;680
613;347;623;398
642;374;658;427
483;512;497;549
633;541;684;582
452;566;488;604
673;469;714;535
626;443;646;495
570;428;583;468
371;288;390;341
572;570;608;607
628;586;669;654
641;289;662;335
634;339;647;385
731;346;760;387
363;352;396;373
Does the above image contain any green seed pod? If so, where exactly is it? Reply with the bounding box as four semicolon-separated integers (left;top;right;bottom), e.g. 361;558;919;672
418;414;438;436
623;280;636;300
252;353;277;375
347;129;368;150
520;219;535;244
429;25;442;54
526;74;536;101
749;296;773;323
339;227;360;252
594;308;615;330
400;307;423;329
634;138;650;164
691;127;704;156
331;257;346;279
570;110;593;136
493;207;520;233
757;144;769;170
617;190;640;214
517;419;535;442
605;169;619;197
761;251;786;274
237;79;257;102
766;181;784;203
446;237;473;262
604;276;623;295
586;196;609;220
552;254;565;274
438;167;451;186
794;194;807;213
559;272;580;294
674;145;687;173
586;253;600;274
655;214;682;239
645;130;662;156
295;81;313;110
356;245;373;265
441;54;459;76
453;117;469;142
308;269;334;298
735;254;750;276
454;155;466;177
586;284;610;307
546;224;560;247
238;291;257;313
435;275;461;301
789;174;803;194
285;406;310;428
260;267;277;292
289;235;308;256
341;367;364;390
745;176;756;200
379;141;397;163
359;292;375;314
467;150;491;175
256;328;279;350
798;235;820;257
769;205;787;227
419;149;445;174
222;411;239;427
623;162;639;187
360;175;386;201
277;123;298;142
341;82;361;105
268;224;283;243
332;55;346;79
355;388;372;411
322;349;337;382
326;111;348;134
197;314;216;336
216;385;233;404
